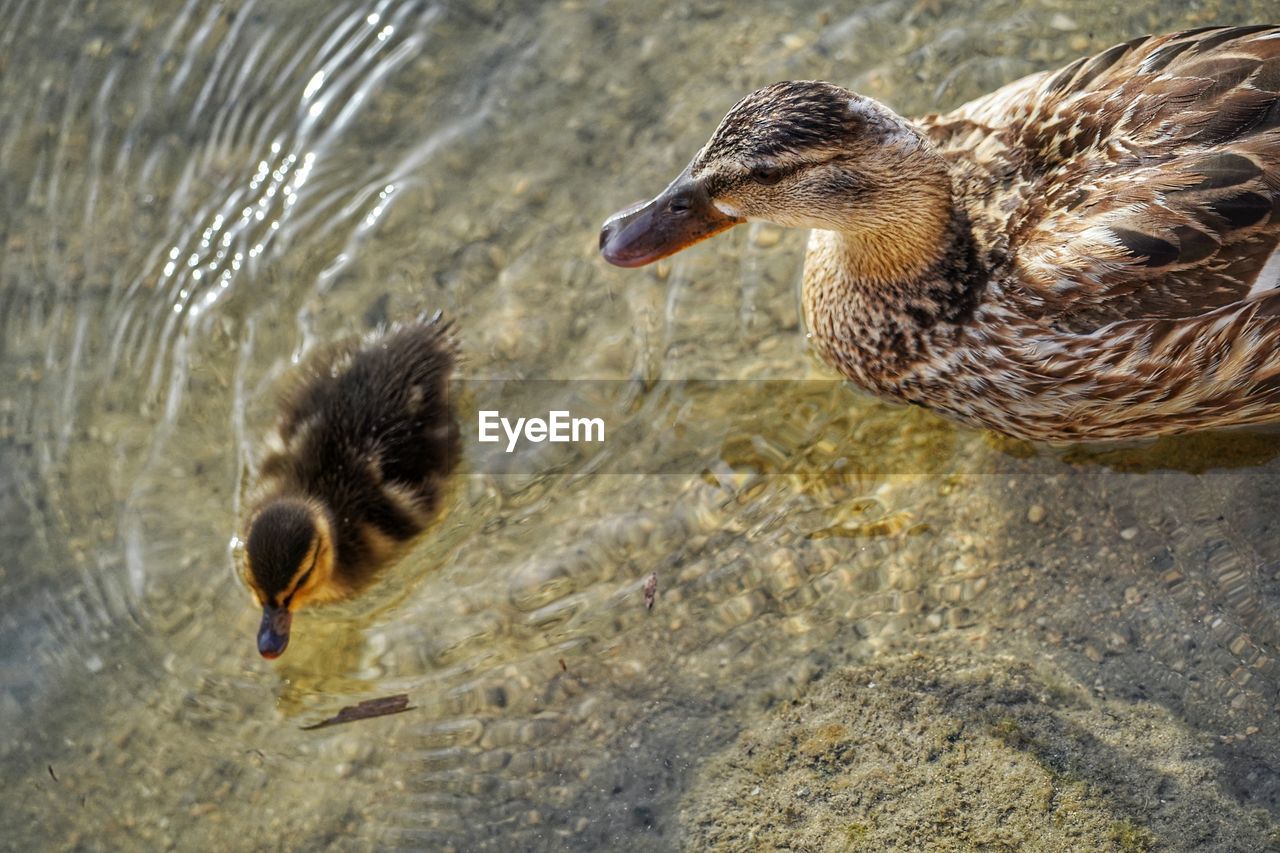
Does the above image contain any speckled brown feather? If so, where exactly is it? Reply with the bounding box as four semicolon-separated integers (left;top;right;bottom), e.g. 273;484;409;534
887;26;1280;439
708;28;1280;442
603;27;1280;441
925;27;1280;333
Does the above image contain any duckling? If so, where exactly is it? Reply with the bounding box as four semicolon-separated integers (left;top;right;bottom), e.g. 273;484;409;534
601;26;1280;442
240;315;458;658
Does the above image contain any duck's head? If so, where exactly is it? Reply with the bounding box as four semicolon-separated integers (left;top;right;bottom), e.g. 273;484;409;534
242;498;335;659
600;81;951;277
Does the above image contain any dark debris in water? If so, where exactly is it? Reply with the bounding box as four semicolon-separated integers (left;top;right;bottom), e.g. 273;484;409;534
299;694;414;731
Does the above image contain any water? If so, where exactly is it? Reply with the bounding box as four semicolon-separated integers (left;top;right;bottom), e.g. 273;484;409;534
2;1;1279;849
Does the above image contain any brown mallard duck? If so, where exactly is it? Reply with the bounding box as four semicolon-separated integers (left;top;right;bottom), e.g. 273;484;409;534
240;315;458;658
600;26;1280;442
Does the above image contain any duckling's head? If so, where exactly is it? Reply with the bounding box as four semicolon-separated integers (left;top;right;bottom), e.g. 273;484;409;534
243;498;335;659
600;81;951;277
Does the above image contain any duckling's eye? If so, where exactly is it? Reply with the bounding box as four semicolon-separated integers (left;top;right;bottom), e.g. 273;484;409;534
749;165;785;186
666;197;690;214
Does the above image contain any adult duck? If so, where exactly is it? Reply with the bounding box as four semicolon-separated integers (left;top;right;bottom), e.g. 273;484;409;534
600;26;1280;441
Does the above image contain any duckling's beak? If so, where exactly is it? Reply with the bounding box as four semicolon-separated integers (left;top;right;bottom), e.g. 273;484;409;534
600;171;742;267
257;605;292;659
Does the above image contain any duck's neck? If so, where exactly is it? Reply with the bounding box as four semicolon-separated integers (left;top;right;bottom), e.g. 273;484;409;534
802;207;987;392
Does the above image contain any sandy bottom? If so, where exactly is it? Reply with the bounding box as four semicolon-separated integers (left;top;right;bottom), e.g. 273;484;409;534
681;646;1272;851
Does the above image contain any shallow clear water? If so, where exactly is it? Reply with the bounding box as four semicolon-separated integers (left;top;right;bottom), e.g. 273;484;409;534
3;1;1279;849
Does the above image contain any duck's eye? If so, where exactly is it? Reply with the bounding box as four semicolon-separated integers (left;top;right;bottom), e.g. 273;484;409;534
666;197;691;214
749;166;785;186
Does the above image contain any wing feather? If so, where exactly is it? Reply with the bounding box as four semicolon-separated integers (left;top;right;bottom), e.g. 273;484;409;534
921;26;1280;333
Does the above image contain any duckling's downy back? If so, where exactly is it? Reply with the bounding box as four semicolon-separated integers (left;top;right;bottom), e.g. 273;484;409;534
241;316;458;658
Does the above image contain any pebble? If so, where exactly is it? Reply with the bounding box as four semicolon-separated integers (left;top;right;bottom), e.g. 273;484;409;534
1119;527;1138;541
1050;13;1077;30
1070;35;1090;52
1026;504;1046;524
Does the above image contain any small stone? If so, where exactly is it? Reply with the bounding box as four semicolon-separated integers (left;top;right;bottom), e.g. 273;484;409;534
1050;13;1077;30
782;34;806;51
1084;645;1103;663
1026;504;1046;524
1120;527;1138;541
1124;586;1143;605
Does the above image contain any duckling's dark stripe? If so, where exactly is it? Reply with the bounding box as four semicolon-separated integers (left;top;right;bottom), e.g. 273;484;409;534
280;547;321;608
358;486;426;542
246;499;317;598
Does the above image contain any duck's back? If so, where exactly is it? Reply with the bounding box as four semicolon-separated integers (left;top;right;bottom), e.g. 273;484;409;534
922;26;1280;334
268;320;458;539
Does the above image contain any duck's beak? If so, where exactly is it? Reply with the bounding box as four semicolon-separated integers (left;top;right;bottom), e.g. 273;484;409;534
257;604;292;659
600;171;743;268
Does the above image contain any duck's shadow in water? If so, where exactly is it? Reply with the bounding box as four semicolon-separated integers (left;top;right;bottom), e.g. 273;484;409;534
989;427;1280;475
986;423;1280;818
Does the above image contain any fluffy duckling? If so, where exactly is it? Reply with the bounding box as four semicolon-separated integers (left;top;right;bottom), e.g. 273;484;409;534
240;315;458;658
601;26;1280;441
